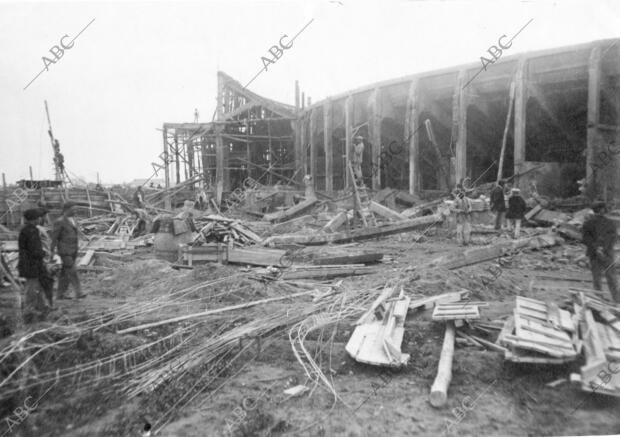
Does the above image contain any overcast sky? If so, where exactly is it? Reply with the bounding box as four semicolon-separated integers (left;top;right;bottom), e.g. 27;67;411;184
1;0;618;184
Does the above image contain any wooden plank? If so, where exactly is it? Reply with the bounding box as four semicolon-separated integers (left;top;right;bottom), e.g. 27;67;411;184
313;252;383;266
346;292;411;367
322;211;348;233
78;249;95;267
263;197;319;223
356;287;394;325
369;201;406;221
502;336;575;358
409;290;469;311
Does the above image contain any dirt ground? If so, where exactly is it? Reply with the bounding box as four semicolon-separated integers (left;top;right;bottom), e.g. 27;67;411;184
1;226;620;437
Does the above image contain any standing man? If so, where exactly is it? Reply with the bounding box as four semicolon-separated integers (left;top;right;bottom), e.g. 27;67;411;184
490;179;507;231
51;202;85;299
351;136;365;186
18;208;50;322
36;208;55;309
453;185;472;246
506;188;527;239
582;201;618;302
133;186;145;208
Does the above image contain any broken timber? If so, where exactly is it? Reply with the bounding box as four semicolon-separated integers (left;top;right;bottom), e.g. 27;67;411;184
430;321;456;407
346;288;410;367
263;197;319;223
263;213;443;246
440;234;562;270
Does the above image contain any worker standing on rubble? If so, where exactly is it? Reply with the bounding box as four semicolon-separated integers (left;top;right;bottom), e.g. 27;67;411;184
51;202;85;300
490;179;507;231
582;201;619;302
506;187;527;239
18;208;50;321
133;186;145;208
351;136;365;185
453;184;472;246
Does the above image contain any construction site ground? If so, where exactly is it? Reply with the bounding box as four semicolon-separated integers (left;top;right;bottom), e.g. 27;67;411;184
1;226;619;437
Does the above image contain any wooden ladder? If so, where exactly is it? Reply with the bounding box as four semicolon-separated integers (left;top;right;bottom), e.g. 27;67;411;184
348;163;377;227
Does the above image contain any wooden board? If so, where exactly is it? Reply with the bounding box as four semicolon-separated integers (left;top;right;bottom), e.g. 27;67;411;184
432;304;480;321
263;198;319;223
78;249;95;267
312;252;383;266
409;290;469;311
346;295;411;367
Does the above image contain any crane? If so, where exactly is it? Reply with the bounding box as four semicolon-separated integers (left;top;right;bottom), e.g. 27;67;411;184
44;100;71;184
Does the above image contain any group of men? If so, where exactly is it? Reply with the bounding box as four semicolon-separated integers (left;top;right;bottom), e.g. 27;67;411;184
17;202;85;322
452;180;527;246
487;179;618;303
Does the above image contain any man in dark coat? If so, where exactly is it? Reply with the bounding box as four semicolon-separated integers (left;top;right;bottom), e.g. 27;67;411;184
582;201;618;302
51;202;85;299
18;208;50;321
490;179;507;231
133;186;145;208
506;187;527;239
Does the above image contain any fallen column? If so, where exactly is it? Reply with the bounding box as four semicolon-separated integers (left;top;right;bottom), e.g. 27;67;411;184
430;321;456;408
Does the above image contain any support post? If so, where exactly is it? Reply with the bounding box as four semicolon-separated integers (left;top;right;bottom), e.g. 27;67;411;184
309;109;316;187
162;128;171;209
368;88;382;190
345;95;353;189
174;134;180;185
201;144;208;185
2;173;6;190
406;80;419;194
324;99;333;193
294;81;302;182
455;70;468;184
586;46;602;200
513;58;527;186
497;80;516;182
300;115;307;176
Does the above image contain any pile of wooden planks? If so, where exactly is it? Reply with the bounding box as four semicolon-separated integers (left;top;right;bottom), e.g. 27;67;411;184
573;292;620;397
432;302;482;328
498;296;578;363
345;287;411;367
194;214;262;245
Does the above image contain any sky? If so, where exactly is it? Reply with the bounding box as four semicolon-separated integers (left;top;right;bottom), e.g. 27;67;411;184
0;0;619;184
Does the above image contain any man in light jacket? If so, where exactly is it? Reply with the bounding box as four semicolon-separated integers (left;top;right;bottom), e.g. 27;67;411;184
51;202;85;299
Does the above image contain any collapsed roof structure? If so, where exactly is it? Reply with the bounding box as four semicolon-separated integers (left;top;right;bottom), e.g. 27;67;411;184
164;38;620;202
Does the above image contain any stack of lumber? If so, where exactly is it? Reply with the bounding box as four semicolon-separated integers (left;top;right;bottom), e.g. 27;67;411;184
497;296;578;363
345;287;411;367
180;244;286;267
194;214;262;245
281;264;377;280
573;292;620;397
432;302;482;328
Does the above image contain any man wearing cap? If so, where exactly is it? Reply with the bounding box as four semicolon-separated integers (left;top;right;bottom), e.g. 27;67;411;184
490;179;507;231
582;201;619;302
18;208;50;321
506;187;527;239
51;202;85;299
351;136;365;185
